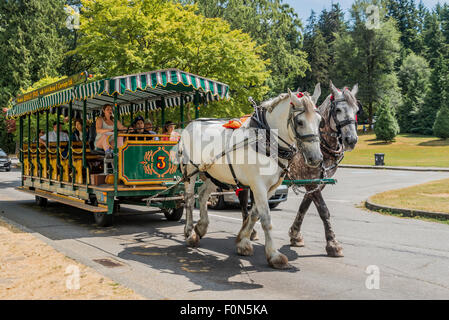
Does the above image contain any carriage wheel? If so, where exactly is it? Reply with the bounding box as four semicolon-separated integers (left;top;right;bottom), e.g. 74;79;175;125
90;197;114;227
93;213;114;227
208;188;226;210
163;207;184;221
35;195;47;207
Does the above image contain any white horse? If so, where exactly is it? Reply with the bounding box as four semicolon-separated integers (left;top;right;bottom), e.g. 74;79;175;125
178;85;323;269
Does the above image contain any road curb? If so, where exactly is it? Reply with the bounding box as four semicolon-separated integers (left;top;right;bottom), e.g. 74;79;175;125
365;199;449;220
340;164;449;172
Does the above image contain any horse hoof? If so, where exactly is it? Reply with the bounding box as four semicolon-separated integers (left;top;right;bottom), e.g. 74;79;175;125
194;224;207;239
268;253;289;269
250;230;258;241
326;241;344;257
186;232;200;247
290;237;305;247
237;238;254;256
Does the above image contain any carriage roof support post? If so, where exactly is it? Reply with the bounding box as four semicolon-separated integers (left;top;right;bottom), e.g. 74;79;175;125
46;109;50;182
27;113;32;175
194;90;200;119
130;103;134;127
56;106;62;183
145;100;149;121
19;116;23;185
180;94;184;129
161;97;166;127
36;111;41;179
82;99;87;184
113;93;118;197
68;101;74;189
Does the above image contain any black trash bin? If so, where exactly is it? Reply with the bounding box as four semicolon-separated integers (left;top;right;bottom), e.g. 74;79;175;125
375;153;385;166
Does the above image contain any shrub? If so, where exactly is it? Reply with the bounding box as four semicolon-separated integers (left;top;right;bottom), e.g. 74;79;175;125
433;104;449;139
375;105;400;142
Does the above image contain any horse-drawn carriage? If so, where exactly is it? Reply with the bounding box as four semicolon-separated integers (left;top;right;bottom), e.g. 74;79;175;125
6;69;337;230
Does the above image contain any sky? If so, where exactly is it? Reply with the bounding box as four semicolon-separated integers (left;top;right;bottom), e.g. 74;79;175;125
283;0;449;25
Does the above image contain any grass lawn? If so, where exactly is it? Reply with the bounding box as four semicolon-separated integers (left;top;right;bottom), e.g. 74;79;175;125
342;131;449;167
369;178;449;214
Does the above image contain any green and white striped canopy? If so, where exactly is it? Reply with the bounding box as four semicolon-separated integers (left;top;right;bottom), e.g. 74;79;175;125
6;69;230;118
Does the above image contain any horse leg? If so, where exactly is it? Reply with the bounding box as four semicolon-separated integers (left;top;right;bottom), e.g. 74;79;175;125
310;190;344;257
288;195;313;247
238;189;258;241
184;173;200;247
238;186;288;269
236;204;258;257
194;179;216;238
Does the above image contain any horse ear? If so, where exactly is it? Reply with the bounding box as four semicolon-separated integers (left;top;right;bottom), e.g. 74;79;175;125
351;83;359;97
330;80;339;97
312;83;321;105
288;88;301;107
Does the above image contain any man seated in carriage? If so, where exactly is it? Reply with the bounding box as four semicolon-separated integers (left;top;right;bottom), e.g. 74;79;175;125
129;116;149;141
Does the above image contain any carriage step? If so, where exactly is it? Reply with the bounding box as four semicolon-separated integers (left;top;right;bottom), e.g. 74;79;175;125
16;187;108;213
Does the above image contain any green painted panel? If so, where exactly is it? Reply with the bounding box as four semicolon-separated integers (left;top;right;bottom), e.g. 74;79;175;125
120;143;181;183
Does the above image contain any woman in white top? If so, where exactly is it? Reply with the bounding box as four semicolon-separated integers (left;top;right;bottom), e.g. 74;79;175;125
95;104;127;155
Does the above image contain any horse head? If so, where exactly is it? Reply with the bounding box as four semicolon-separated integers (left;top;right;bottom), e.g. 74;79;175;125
286;83;323;168
325;81;359;151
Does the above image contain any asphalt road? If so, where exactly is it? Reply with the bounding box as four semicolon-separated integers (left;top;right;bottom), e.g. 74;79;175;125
1;167;449;300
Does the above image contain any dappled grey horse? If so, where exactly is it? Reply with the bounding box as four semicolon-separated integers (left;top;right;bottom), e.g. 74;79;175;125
288;81;359;257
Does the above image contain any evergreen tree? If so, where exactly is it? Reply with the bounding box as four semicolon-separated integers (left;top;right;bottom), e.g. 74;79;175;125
397;53;431;132
385;0;423;56
332;0;401;125
0;0;67;107
433;103;449;139
375;104;400;142
414;54;448;135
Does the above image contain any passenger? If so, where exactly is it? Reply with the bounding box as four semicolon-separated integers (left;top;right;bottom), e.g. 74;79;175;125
161;121;180;142
95;104;126;158
129;116;148;141
72;118;89;142
37;130;45;144
144;119;160;141
39;121;69;145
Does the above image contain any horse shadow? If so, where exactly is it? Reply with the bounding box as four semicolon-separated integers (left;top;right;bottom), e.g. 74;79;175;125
117;227;301;293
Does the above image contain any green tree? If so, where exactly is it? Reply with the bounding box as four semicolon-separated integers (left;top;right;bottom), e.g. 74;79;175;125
397;53;431;132
416;56;448;135
374;104;400;142
0;0;67;107
296;12;330;94
180;0;309;97
332;0;402;125
297;4;347;96
433;104;449;139
385;0;423;58
72;0;269;118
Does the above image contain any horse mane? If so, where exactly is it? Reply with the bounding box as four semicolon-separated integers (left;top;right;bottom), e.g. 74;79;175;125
261;91;312;113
